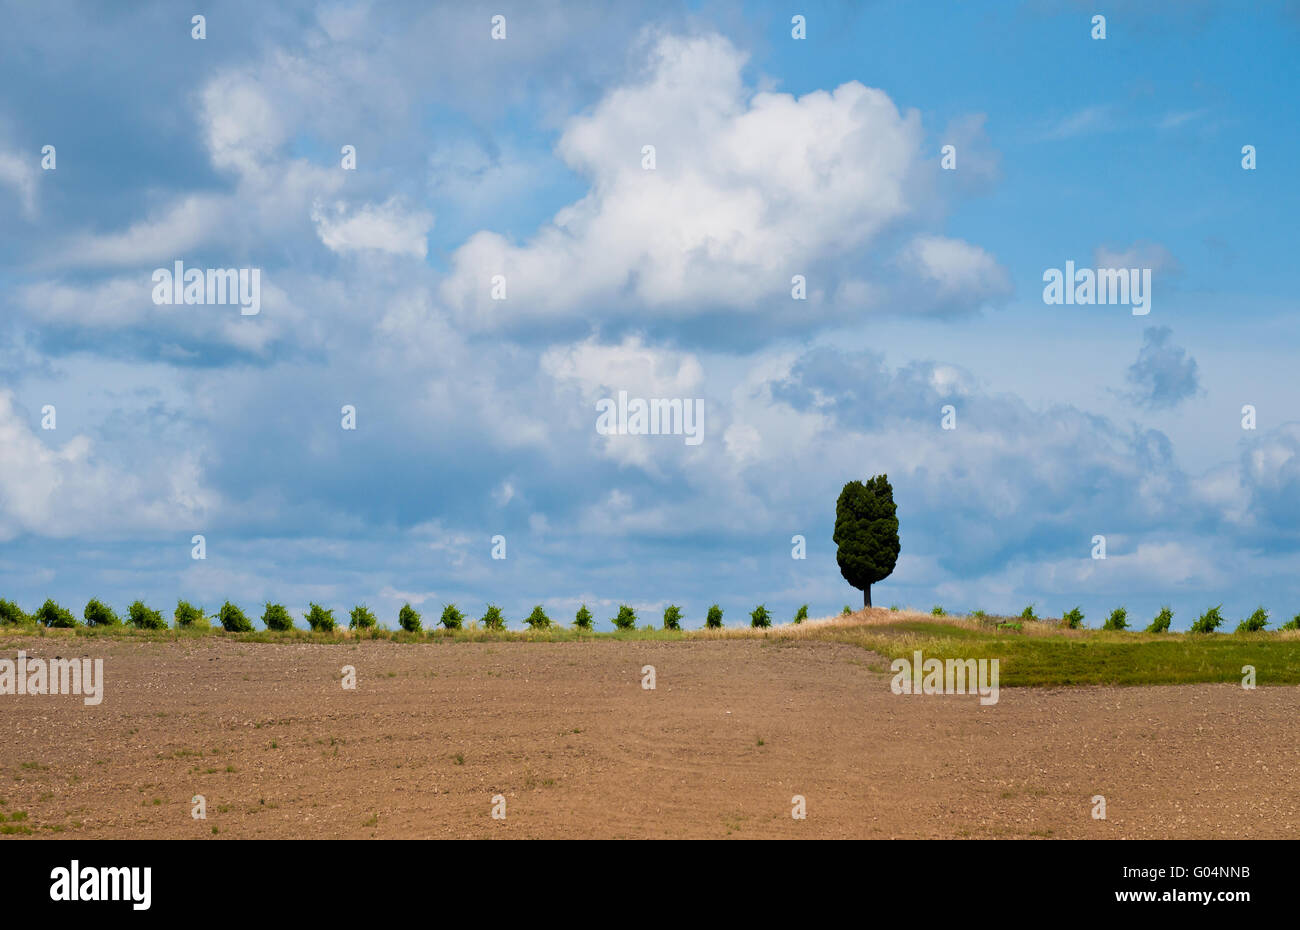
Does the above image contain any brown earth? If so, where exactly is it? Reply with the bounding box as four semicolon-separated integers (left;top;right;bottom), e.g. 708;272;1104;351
1;635;1297;839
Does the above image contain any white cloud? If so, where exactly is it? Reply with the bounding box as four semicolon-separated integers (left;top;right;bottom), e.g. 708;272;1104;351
542;335;703;400
16;272;305;356
200;73;288;176
1094;240;1181;276
543;335;707;469
312;197;433;258
0;146;37;218
901;235;1010;301
441;32;984;326
0;391;218;541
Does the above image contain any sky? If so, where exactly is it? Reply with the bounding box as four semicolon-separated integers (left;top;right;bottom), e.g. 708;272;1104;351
1;0;1298;631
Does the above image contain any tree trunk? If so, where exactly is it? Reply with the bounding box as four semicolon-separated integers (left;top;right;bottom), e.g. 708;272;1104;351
863;585;872;608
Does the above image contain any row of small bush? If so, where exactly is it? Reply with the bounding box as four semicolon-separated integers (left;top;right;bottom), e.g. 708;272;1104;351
0;598;816;632
1057;604;1294;633
956;603;1296;634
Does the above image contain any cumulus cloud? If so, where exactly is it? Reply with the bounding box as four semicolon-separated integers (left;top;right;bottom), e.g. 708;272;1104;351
200;72;289;176
441;32;1007;331
1124;326;1200;408
542;335;707;469
0;146;37;218
542;335;703;401
899;235;1010;303
16;272;308;359
0;390;217;541
1094;240;1182;277
312;197;433;258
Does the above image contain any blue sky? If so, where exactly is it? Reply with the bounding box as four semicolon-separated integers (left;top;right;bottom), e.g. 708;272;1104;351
1;0;1298;631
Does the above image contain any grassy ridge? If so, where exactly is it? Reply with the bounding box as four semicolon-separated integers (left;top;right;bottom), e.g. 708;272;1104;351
794;614;1300;686
4;609;1300;687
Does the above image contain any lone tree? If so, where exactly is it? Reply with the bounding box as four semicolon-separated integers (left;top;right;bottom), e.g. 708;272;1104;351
833;475;900;608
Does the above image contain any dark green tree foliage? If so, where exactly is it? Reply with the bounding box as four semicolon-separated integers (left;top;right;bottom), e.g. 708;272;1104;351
218;601;254;632
398;603;422;632
304;603;335;632
84;598;120;627
612;605;637;630
262;603;294;631
1145;607;1173;633
438;604;464;630
793;604;809;624
480;605;505;630
663;605;682;631
175;600;207;628
750;604;771;628
524;605;550;630
1280;614;1300;631
705;604;723;629
128;600;167;630
1061;607;1084;629
833;475;900;607
574;604;593;630
1102;607;1128;631
0;599;28;625
350;605;378;630
35;599;77;628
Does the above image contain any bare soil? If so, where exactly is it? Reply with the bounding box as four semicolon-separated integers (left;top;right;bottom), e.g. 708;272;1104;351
1;636;1297;839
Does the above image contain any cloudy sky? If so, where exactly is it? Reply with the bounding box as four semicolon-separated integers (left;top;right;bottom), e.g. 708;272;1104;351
2;1;1297;631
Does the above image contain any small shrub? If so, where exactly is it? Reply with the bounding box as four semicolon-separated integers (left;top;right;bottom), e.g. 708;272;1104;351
34;599;77;628
398;603;422;633
888;604;900;611
931;605;945;616
524;605;551;630
480;605;505;630
574;604;593;630
174;600;208;629
217;601;254;633
997;621;1023;632
303;603;335;633
1102;607;1128;631
262;603;294;632
1236;607;1269;633
1020;605;1037;621
350;605;378;630
1189;605;1224;634
612;605;637;631
438;604;464;630
705;604;723;629
793;604;809;624
841;605;852;616
1280;613;1300;632
128;600;167;630
1145;606;1174;633
83;598;120;627
0;599;29;626
663;605;682;631
750;604;771;628
971;609;987;620
1061;607;1085;630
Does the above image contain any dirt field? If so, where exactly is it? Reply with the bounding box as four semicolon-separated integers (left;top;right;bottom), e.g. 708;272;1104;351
1;634;1297;839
